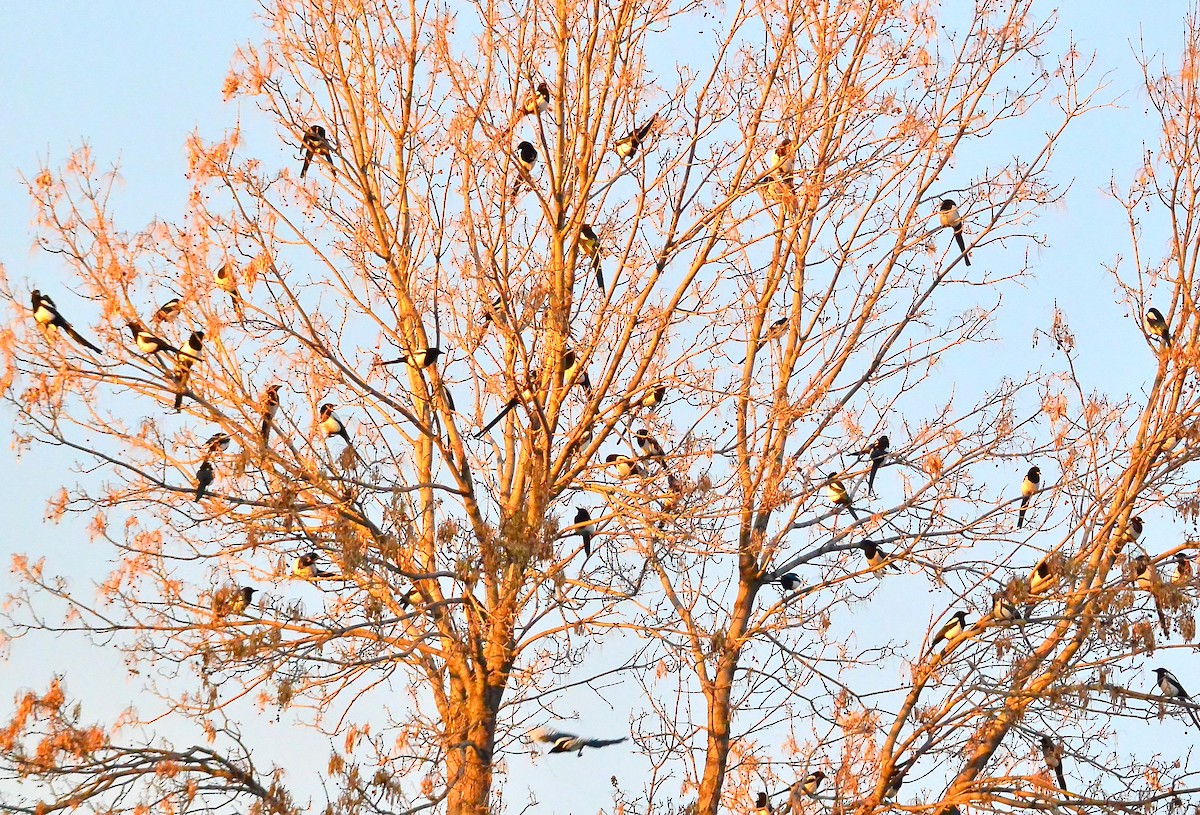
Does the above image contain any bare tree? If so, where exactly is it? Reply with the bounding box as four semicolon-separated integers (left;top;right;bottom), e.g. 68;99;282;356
7;2;1200;815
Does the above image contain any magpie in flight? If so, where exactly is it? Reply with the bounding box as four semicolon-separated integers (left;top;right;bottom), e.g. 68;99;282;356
319;403;353;446
528;726;626;755
29;290;101;352
938;199;971;266
292;552;336;579
379;346;444;369
214;263;244;317
195;460;214;501
300;124;335;178
261;384;283;446
753;791;772;815
861;435;890;494
127;320;178;356
1040;734;1066;791
1018;465;1040;529
213;585;257;618
606;453;643;479
615;115;657;160
929;610;967;653
825;473;859;520
779;572;802;592
579;223;605;290
1155;667;1200;728
151;297;182;325
574;508;595;557
520;82;551;117
859;539;900;573
1145;307;1171;348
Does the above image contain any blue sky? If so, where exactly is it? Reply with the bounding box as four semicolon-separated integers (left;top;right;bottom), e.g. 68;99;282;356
0;2;1195;812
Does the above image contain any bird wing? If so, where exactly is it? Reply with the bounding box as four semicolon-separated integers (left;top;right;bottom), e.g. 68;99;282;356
529;727;574;744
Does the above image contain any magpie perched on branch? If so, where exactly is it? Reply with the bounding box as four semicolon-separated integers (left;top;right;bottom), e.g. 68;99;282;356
1155;667;1200;728
768;137;794;187
606;454;643;479
319;403;353;446
615;115;657;159
214;263;244;317
1018;466;1040;529
859;539;900;574
638;384;667;411
1040;734;1066;791
528;726;626;755
212;586;257;619
573;508;596;557
204;432;231;457
512;140;538;195
127;320;178;356
300;124;335;178
991;591;1021;623
1145;307;1171;348
520;82;550;117
579;223;605;290
30;290;102;353
928;610;967;653
561;349;593;397
151;297;182;325
1174;552;1194;584
292;552;337;580
859;435;890;494
753;791;772;815
779;572;802;592
173;330;204;411
260;385;283;446
825;473;859;520
195;460;214;501
378;346;444;369
938;199;971;266
737;316;788;364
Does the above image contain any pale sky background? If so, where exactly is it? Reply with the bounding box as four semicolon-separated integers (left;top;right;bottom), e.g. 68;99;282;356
0;2;1197;813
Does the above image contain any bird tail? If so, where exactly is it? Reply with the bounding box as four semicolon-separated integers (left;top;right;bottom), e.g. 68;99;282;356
1054;764;1067;791
231;290;244;319
594;256;605;291
174;389;185;412
65;325;102;353
195;483;207;502
261;419;272;446
301;152;312;178
1018;495;1030;528
847;505;860;521
868;462;880;494
953;230;970;266
475;398;519;438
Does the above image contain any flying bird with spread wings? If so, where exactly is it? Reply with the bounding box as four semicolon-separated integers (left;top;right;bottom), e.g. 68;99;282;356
529;726;627;756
